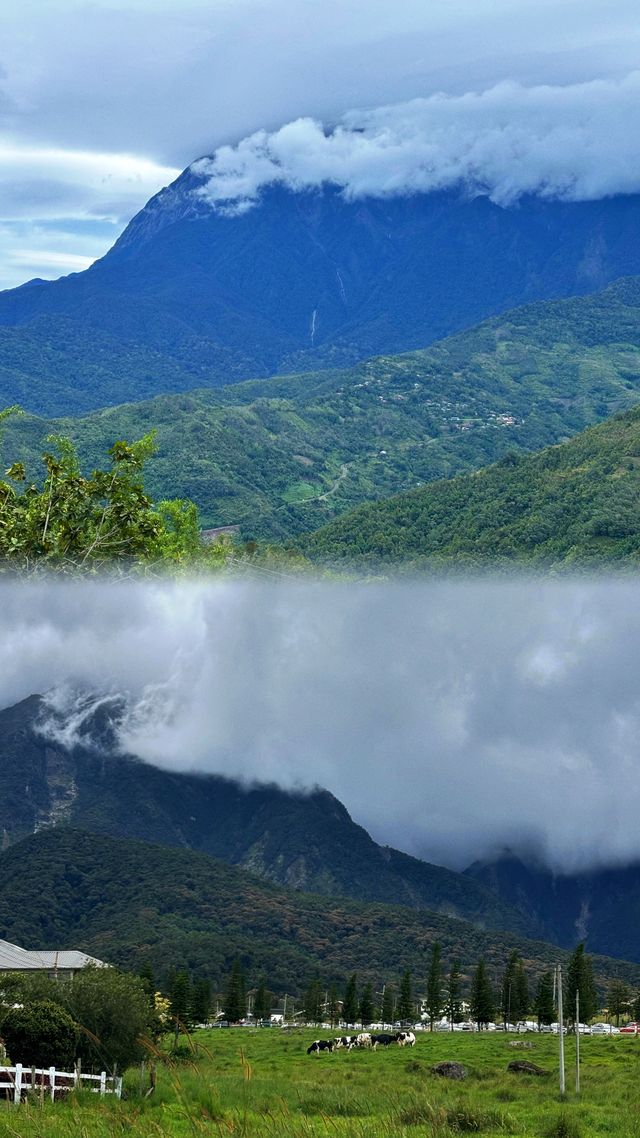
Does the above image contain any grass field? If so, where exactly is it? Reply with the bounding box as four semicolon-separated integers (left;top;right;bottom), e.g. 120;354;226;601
1;1028;639;1137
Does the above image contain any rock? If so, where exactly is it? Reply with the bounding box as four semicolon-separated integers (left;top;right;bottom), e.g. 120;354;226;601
431;1061;468;1080
507;1060;549;1076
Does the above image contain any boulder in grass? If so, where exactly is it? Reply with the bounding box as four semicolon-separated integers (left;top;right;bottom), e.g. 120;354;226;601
507;1060;549;1076
431;1061;468;1080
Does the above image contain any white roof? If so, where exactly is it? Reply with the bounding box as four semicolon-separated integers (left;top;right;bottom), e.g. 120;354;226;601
0;939;105;971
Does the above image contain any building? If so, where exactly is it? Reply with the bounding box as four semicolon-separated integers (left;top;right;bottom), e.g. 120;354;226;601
0;939;106;980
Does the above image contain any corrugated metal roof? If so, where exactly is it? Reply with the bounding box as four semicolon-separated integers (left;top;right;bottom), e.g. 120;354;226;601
0;939;105;971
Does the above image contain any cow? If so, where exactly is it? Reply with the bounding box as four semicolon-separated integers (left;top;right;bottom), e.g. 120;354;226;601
355;1032;372;1048
306;1039;335;1055
371;1033;398;1049
334;1035;356;1050
396;1031;416;1047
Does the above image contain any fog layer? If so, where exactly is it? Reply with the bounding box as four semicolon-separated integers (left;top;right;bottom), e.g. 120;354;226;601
2;578;639;874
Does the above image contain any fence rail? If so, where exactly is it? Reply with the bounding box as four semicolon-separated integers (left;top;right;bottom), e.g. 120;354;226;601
0;1063;122;1103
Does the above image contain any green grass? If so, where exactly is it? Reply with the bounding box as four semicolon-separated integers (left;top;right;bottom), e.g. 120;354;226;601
2;1028;639;1137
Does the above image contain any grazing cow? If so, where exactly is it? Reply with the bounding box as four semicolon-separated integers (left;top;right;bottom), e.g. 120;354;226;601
355;1032;372;1048
306;1040;335;1055
371;1033;397;1049
396;1031;416;1047
334;1035;355;1050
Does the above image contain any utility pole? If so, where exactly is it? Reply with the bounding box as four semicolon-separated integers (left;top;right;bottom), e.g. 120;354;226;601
575;990;580;1095
557;965;565;1096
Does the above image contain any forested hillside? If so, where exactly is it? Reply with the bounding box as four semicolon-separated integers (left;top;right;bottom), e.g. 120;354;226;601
302;404;640;568
4;277;640;539
2;829;638;992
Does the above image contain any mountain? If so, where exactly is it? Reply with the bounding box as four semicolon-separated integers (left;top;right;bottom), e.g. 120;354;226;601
466;853;640;965
2;828;638;991
0;694;531;937
4;174;640;415
301;402;640;568
5;277;640;538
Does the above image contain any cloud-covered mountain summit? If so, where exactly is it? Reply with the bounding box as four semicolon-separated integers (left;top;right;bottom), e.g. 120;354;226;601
194;74;640;213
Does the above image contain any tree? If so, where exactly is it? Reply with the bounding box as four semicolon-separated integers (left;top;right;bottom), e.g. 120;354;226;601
222;958;246;1024
0;967;152;1074
426;942;442;1030
470;960;494;1029
168;971;193;1043
191;978;212;1025
138;960;155;1003
397;970;414;1025
566;944;598;1024
326;984;339;1028
359;982;375;1027
0;410;212;573
501;952;529;1026
381;985;395;1026
342;974;359;1026
303;977;323;1024
444;961;463;1028
608;979;630;1027
1;1000;77;1068
534;972;555;1027
254;978;273;1022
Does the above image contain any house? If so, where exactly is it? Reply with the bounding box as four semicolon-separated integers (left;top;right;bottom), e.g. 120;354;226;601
0;939;106;980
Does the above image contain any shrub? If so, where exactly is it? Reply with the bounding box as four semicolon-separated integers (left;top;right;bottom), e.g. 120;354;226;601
2;999;77;1068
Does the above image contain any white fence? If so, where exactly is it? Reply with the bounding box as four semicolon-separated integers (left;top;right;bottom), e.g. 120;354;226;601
0;1063;122;1103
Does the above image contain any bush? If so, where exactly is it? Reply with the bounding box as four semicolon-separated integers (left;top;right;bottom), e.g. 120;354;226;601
2;999;77;1068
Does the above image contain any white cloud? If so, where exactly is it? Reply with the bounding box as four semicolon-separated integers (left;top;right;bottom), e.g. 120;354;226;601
194;73;640;210
4;577;640;875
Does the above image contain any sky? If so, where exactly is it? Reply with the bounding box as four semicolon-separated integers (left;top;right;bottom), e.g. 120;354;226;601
4;577;640;876
2;0;640;287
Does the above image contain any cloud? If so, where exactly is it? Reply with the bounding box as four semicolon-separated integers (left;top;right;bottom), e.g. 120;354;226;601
194;73;640;211
4;577;640;875
2;1;640;284
0;142;179;288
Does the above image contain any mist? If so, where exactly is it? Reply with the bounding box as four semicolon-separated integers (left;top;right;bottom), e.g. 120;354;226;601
3;577;640;875
195;73;640;211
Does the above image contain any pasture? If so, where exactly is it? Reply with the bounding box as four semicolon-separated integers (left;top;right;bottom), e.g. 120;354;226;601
1;1027;639;1137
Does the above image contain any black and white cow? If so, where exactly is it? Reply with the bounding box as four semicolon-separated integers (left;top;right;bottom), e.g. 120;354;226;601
306;1039;335;1055
396;1031;416;1047
355;1032;372;1048
371;1033;398;1049
334;1035;356;1050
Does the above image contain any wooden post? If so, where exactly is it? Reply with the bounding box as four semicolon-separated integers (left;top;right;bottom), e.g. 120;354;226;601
575;990;580;1095
74;1058;82;1091
30;1066;36;1099
99;1071;107;1096
49;1066;56;1102
14;1064;22;1106
557;965;565;1097
116;1076;123;1100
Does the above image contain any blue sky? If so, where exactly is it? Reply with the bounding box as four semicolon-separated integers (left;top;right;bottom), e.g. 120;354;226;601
1;0;639;289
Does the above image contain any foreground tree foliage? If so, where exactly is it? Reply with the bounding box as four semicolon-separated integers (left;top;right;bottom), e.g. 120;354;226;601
0;966;153;1074
1;999;78;1068
0;407;225;574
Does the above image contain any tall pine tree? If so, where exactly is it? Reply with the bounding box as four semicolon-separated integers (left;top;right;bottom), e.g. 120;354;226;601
303;977;323;1024
425;942;442;1030
381;985;395;1026
223;958;246;1023
342;974;359;1026
397;970;414;1024
566;944;598;1024
470;959;494;1029
444;961;463;1028
534;972;555;1027
359;982;375;1027
254;978;272;1022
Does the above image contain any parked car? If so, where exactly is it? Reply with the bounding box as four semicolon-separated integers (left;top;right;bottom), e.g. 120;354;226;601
591;1023;619;1035
620;1022;639;1034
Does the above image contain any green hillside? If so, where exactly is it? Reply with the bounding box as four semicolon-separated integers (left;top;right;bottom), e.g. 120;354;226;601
2;829;637;994
302;404;640;568
4;277;640;540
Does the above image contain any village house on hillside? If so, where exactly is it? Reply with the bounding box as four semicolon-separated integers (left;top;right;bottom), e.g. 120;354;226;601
0;939;106;980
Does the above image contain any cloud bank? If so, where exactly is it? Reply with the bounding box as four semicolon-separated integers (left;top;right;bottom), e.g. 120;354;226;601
3;578;640;875
194;73;640;211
